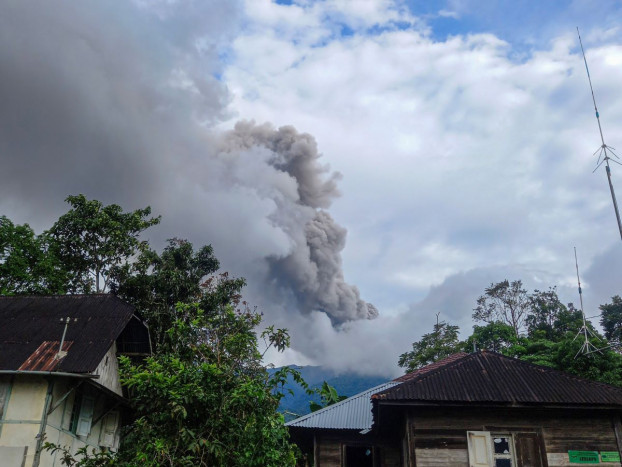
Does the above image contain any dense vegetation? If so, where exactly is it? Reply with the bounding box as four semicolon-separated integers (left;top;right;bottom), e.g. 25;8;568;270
399;280;622;387
1;195;300;466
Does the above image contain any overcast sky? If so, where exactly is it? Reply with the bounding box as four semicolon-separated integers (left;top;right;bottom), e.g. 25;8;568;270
2;0;622;377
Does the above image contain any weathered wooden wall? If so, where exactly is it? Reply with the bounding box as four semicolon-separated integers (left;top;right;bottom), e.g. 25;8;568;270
408;407;622;467
313;431;401;467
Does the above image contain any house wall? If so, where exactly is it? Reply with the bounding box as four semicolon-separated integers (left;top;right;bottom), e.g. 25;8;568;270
0;375;122;467
313;431;401;467
405;407;622;467
92;343;122;396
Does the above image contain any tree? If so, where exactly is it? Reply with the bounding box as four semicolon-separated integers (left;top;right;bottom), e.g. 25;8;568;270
0;216;67;294
309;382;347;412
113;238;242;350
464;321;520;354
398;314;462;372
526;287;567;339
117;303;298;466
473;280;529;337
600;295;622;348
47;195;160;293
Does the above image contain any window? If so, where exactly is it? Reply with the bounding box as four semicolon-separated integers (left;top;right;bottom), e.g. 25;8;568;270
70;394;95;437
491;434;514;467
343;445;373;467
467;431;545;467
99;411;119;448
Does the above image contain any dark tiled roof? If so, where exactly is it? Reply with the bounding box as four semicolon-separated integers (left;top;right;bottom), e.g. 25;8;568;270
0;295;135;373
374;351;622;407
392;352;469;383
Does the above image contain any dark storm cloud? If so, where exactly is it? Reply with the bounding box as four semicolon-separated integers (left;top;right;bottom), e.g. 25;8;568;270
0;0;238;223
0;0;377;328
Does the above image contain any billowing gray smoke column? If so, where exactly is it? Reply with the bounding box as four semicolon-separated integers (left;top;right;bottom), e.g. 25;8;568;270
0;0;376;330
218;122;378;323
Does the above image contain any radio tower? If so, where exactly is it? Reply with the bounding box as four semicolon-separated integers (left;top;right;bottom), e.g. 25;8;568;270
577;27;622;241
572;247;602;358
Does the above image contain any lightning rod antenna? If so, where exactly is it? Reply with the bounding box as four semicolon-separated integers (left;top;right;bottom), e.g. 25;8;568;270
577;27;622;241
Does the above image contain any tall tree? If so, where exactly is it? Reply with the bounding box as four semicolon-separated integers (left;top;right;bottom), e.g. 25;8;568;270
398;314;462;372
473;280;529;337
526;287;567;339
464;321;520;354
0;216;66;294
47;195;160;293
113;238;242;350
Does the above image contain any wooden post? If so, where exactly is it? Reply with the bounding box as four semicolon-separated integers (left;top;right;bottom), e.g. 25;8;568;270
406;412;416;467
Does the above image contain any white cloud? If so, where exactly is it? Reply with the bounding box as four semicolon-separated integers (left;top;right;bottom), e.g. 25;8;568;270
222;0;622;372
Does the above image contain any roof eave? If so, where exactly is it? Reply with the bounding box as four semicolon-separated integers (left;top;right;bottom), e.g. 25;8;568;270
0;370;99;379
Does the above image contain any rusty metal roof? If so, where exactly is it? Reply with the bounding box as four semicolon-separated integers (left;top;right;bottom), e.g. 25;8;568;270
18;340;73;371
286;381;399;430
374;351;622;407
0;295;135;373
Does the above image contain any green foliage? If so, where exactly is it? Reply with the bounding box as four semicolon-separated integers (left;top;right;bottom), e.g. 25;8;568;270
47;194;160;293
600;295;622;347
309;381;347;412
42;444;116;466
473;280;529;336
398;318;461;372
464;321;520;354
118;304;298;466
0;216;67;294
402;281;622;388
115;238;240;350
526;287;567;339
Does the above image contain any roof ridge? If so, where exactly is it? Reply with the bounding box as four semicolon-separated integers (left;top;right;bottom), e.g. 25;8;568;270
373;353;473;400
482;350;622;392
0;293;116;299
393;352;469;382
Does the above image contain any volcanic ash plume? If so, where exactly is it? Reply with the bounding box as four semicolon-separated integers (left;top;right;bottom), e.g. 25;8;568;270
218;121;378;324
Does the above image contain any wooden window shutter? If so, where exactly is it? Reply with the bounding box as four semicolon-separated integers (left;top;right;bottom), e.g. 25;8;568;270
99;411;119;448
467;431;493;467
75;395;95;437
515;433;546;467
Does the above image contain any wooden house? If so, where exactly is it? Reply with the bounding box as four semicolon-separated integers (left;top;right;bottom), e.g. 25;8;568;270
0;295;150;467
289;351;622;467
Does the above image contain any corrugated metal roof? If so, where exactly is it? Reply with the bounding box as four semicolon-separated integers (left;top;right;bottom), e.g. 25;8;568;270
392;352;469;383
374;351;622;407
18;340;73;371
286;381;399;430
0;295;135;373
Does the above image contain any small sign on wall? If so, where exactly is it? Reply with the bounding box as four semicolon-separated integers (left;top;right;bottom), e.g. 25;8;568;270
601;451;621;463
568;451;599;463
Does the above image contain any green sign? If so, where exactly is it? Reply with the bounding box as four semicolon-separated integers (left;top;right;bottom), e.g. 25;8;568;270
601;451;621;462
568;451;600;464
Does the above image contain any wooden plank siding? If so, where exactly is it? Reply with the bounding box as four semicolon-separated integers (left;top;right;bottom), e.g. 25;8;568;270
407;407;622;467
313;431;401;467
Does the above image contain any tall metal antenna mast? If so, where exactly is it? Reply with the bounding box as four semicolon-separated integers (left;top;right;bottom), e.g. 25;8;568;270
572;247;602;358
577;27;622;241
